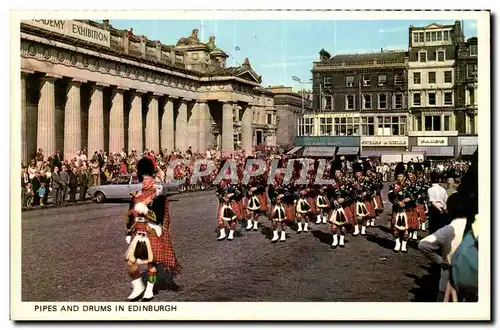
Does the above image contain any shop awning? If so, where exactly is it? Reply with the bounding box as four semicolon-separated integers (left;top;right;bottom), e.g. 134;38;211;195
460;145;478;155
302;147;336;157
411;146;455;157
336;147;360;156
360;150;382;158
286;146;303;155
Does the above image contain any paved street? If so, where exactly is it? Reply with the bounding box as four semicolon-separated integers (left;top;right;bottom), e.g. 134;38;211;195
21;185;439;302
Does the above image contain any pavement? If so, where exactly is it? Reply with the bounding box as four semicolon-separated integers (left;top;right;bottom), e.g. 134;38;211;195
21;186;440;302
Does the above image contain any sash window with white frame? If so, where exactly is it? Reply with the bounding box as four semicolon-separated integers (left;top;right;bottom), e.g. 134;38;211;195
363;94;372;110
346;95;355;110
346;76;354;87
378;93;387;109
378;75;387;86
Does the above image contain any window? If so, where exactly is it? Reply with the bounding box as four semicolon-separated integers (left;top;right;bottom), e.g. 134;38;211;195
437;31;442;41
361;117;375;136
267;114;272;125
437;50;445;61
444;92;453;105
416;115;422;131
378;75;387;86
346;76;354;87
470;44;478;56
323;96;332;110
378;94;387;109
319;117;333;136
297;117;315;136
363;75;371;86
428;71;436;84
419;32;424;42
346;95;355;110
431;31;437;41
444;116;450;131
419;51;427;62
426;32;431;41
363;94;371;109
413;93;421;106
414;72;421;84
394;94;403;109
444;71;452;83
333;117;360;136
467;64;478;78
413;33;419;44
443;30;449;41
424;115;441;131
375;116;406;136
324;76;332;88
394;74;403;85
428;92;436;106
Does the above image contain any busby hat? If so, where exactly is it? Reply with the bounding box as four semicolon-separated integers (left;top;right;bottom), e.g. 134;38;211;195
414;162;424;173
137;157;155;182
332;159;343;171
394;162;406;179
362;160;372;174
353;162;363;174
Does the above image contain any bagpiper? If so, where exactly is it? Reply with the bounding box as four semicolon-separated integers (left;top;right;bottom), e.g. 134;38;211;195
125;157;182;302
315;185;330;224
388;162;418;253
295;185;313;233
327;175;354;248
268;174;289;242
413;162;431;233
245;177;269;231
351;162;374;236
216;180;243;241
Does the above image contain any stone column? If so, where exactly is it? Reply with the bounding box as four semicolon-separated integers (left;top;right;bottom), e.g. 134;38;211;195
175;99;188;152
64;79;84;160
37;74;59;157
241;106;253;157
87;83;107;154
128;90;144;152
187;102;199;152
21;71;31;165
109;87;126;154
259;106;266;125
161;97;175;152
197;100;210;153
222;101;234;155
146;93;160;153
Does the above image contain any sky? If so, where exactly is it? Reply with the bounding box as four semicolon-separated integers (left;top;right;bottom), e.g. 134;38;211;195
107;19;477;91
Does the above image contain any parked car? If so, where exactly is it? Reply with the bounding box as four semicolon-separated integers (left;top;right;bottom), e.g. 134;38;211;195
87;175;179;203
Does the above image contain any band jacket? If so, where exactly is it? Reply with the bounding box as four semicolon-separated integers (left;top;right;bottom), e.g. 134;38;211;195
388;180;416;213
126;194;166;236
326;183;352;210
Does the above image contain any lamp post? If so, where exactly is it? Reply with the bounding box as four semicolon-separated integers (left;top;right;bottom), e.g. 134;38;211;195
292;76;312;113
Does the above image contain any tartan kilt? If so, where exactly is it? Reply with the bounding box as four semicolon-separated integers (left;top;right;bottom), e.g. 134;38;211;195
328;206;353;230
391;209;419;231
348;204;358;225
138;199;182;274
305;197;317;217
416;204;426;223
231;200;244;220
257;193;269;213
375;195;384;212
364;200;376;218
284;203;296;221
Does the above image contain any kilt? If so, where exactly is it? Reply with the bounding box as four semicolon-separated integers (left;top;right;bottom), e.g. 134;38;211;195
349;204;358;225
131;200;181;274
256;193;269;213
375;195;384;211
364;200;376;218
231;200;244;220
305;197;317;217
391;208;419;231
416;204;426;222
284;203;295;221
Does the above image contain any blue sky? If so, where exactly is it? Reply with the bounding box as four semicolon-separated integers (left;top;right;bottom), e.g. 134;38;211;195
107;19;477;91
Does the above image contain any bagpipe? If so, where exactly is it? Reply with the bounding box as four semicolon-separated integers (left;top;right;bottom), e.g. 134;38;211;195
389;182;413;231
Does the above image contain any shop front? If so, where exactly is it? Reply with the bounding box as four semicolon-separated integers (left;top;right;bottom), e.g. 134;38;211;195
410;137;457;159
360;136;408;159
294;136;360;159
457;136;478;159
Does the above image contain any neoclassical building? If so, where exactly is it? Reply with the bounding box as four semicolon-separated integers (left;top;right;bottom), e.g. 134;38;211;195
20;19;277;164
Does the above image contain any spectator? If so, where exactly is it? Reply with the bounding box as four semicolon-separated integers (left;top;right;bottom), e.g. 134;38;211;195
51;166;62;207
78;167;89;201
91;160;100;186
38;182;47;207
446;175;457;196
60;165;70;205
427;171;449;234
25;182;34;208
69;167;78;202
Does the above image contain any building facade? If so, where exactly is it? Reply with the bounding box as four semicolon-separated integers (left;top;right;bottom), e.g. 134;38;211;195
267;86;312;147
407;21;463;158
301;49;410;158
20;19;277;164
455;36;478;156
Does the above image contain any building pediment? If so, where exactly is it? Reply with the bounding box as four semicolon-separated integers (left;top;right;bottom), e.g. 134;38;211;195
236;69;262;84
425;23;444;29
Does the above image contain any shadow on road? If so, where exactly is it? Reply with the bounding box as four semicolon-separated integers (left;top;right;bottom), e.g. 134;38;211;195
406;265;440;302
311;230;332;246
376;225;393;235
364;233;395;251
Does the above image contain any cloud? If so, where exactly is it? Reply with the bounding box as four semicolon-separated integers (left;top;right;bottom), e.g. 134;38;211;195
378;26;407;34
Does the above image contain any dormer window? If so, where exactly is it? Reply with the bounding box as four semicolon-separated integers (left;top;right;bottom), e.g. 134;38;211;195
437;50;446;61
443;30;450;41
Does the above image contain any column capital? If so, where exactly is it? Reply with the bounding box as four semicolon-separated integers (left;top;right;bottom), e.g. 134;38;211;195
220;100;235;105
68;78;87;86
152;92;162;97
21;69;34;77
114;86;129;92
40;73;62;82
180;97;192;102
196;99;208;104
134;89;148;94
94;82;109;89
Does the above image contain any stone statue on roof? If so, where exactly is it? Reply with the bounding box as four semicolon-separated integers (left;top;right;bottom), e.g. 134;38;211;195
242;57;251;67
206;36;219;51
176;29;201;46
319;48;331;61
